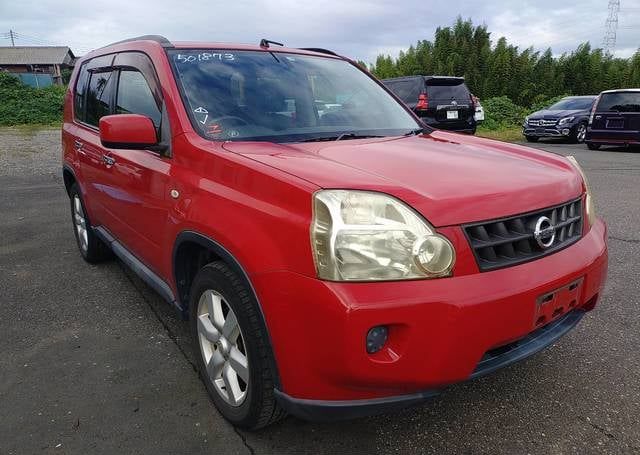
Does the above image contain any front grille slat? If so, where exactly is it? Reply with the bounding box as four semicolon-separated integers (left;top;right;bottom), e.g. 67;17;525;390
464;198;583;272
527;119;558;127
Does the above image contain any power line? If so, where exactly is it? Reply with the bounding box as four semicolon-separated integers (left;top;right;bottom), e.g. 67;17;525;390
603;0;620;55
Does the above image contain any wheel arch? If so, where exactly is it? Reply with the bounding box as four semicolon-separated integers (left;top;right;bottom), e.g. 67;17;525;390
172;230;281;387
62;164;77;197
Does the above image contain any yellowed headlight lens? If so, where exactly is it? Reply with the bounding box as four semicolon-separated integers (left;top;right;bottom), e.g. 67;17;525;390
566;155;596;226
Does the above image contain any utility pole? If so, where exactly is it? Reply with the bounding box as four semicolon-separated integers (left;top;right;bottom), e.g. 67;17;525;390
603;0;620;55
9;29;15;46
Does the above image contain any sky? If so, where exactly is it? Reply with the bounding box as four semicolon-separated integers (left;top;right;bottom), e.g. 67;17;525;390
1;0;639;62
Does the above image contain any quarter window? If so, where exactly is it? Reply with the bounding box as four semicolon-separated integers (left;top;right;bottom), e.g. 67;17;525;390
116;70;162;128
85;70;115;127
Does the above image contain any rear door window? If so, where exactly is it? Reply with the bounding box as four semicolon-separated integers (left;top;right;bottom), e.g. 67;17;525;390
85;70;115;127
597;92;640;112
116;70;162;128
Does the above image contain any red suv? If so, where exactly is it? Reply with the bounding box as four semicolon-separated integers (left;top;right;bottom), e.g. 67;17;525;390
62;35;608;429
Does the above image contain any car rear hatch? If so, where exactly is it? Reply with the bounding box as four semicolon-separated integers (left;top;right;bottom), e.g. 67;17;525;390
590;91;640;143
382;77;424;110
423;77;474;129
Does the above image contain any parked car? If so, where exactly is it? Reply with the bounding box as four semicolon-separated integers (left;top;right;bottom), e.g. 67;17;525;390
382;75;477;134
523;95;597;143
62;35;608;429
473;95;485;122
585;89;640;150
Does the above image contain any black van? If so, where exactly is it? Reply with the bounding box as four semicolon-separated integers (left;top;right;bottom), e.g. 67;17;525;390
382;76;477;134
586;89;640;150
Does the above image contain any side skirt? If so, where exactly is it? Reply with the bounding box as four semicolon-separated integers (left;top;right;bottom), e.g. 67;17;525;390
94;226;184;315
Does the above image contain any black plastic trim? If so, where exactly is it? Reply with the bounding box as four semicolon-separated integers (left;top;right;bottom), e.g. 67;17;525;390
94;226;179;310
172;231;282;388
61;164;77;196
463;197;583;272
101;140;166;153
104;35;173;49
274;388;440;422
472;309;585;378
298;47;338;56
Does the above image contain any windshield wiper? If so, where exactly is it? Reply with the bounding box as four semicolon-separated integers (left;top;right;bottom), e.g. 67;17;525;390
403;127;425;136
299;133;384;143
335;133;384;141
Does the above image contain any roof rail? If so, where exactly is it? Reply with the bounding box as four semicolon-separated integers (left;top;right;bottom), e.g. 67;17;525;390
104;35;173;49
299;47;339;56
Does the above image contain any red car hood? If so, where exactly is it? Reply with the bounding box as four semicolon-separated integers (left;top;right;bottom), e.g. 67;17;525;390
222;131;583;227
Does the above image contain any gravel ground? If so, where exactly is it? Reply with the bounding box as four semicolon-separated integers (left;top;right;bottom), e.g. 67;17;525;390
1;128;639;454
0;127;61;177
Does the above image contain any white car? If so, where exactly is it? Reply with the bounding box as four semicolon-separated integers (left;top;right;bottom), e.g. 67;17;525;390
473;96;485;122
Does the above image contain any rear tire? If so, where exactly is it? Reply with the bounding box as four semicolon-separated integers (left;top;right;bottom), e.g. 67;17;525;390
189;261;285;429
69;183;111;263
572;123;587;143
586;142;601;150
525;136;539;143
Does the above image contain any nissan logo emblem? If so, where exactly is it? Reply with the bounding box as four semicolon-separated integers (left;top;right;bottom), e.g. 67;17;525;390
534;216;556;249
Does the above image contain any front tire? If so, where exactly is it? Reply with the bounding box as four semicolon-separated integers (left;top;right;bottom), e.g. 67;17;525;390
189;261;285;429
525;135;539;142
69;183;111;263
586;142;601;150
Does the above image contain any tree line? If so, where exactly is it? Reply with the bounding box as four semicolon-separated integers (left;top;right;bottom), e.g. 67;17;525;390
368;18;640;108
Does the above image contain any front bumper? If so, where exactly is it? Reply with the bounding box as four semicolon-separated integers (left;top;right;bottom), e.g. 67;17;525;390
523;124;574;137
274;309;586;421
252;219;608;419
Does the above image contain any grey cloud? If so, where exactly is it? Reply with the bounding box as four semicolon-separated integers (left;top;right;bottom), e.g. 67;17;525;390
1;0;638;62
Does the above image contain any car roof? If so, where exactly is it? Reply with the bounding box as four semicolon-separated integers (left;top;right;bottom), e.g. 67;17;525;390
600;88;640;94
81;35;343;62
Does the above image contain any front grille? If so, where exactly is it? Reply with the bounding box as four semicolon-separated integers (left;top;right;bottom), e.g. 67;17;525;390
463;198;583;271
528;119;557;127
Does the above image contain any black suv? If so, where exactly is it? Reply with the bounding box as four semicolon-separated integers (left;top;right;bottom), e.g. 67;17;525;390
382;76;477;134
586;89;640;150
523;96;596;143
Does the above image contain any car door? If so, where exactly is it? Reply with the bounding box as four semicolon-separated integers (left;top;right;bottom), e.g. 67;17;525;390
73;54;117;225
98;52;172;269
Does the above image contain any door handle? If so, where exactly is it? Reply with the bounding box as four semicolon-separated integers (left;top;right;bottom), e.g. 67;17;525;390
102;154;116;166
74;140;86;154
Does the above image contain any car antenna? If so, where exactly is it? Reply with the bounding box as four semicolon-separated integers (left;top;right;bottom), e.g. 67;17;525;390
260;39;283;48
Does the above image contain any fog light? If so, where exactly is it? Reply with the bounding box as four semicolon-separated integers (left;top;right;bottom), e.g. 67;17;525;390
562;128;570;135
366;326;388;354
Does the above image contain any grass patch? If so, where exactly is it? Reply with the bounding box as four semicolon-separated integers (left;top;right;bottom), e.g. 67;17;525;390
476;126;523;143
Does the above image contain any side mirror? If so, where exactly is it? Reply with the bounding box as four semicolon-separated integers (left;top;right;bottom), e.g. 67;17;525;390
99;114;161;151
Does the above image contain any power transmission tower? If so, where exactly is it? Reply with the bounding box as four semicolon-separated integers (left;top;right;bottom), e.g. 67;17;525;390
603;0;620;55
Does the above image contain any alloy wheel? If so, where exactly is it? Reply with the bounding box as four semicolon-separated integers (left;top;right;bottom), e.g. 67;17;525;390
197;290;249;406
576;124;587;143
73;195;88;252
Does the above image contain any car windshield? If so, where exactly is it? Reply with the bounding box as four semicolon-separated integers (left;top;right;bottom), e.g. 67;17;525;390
547;97;594;111
169;50;420;142
597;92;640;112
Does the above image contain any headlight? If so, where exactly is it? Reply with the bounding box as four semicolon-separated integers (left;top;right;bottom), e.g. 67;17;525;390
524;115;530;125
566;156;596;226
311;190;455;281
558;116;575;125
